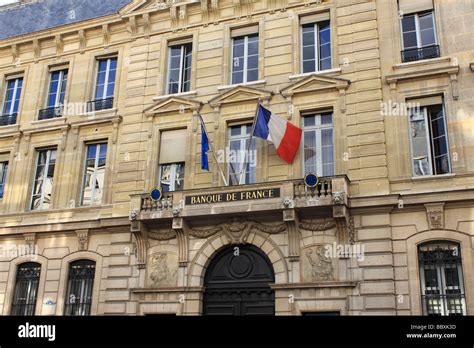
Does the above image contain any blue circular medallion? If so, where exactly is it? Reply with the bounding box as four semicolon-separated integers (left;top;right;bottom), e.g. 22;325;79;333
304;172;319;188
150;187;162;201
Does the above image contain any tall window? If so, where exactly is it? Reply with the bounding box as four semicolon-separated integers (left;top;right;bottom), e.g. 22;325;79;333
302;112;334;176
0;160;8;199
89;57;117;111
39;69;68;120
64;260;96;316
1;77;23;126
158;129;187;192
419;241;466;316
231;34;259;84
11;262;41;316
31;148;57;210
167;43;192;94
409;103;450;176
401;11;439;62
228;124;257;185
301;20;331;73
81;143;107;206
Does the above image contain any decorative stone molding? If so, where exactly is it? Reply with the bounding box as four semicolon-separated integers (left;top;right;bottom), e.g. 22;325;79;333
102;24;110;48
11;44;18;65
425;203;444;230
130;221;148;268
55;34;63;56
128;15;137;38
23;233;36;251
32;39;40;62
78;29;86;54
76;229;89;251
332;191;345;205
298;218;336;231
143;13;151;38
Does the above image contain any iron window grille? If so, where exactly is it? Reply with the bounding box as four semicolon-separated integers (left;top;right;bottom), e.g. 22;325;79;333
11;262;41;316
64;260;96;316
419;241;466;316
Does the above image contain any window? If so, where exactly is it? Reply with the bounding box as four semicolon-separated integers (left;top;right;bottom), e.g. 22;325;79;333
167;43;192;94
231;34;259;84
88;57;117;111
1;77;23;126
11;262;41;316
228;124;257;185
64;260;96;316
401;11;439;62
39;69;68;120
0;161;8;199
31;148;57;210
81;143;107;206
158;129;187;192
302;112;334;176
409;103;450;176
419;241;466;316
301;20;331;73
159;163;185;192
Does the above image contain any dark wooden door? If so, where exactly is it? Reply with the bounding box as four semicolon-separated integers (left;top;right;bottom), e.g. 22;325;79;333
203;245;275;316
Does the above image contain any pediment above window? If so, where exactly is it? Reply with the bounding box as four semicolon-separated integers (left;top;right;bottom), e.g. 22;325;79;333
281;75;350;113
209;85;273;109
281;74;350;99
144;96;202;117
120;0;155;16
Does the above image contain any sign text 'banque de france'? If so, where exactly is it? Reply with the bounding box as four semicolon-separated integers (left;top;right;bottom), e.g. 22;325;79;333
185;188;280;205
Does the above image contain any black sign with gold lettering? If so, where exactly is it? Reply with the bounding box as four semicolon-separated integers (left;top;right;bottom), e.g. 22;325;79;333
185;188;280;205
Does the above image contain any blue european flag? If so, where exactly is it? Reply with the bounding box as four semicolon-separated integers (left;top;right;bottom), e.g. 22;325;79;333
201;125;209;171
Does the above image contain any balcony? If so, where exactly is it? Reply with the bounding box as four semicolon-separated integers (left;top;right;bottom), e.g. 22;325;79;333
130;175;349;221
38;106;63;120
86;97;114;112
0;113;17;126
401;45;440;63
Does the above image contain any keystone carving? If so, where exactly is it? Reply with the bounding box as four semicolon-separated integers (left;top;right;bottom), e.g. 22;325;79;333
425;203;445;230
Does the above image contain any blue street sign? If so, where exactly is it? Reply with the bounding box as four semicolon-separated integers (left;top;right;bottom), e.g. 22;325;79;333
150;187;162;201
304;172;319;188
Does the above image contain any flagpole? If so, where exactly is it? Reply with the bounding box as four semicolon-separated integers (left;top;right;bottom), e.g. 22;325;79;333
198;113;228;186
238;99;261;185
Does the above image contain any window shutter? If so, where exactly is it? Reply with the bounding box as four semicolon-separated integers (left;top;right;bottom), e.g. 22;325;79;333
159;129;187;164
300;12;330;25
399;0;433;14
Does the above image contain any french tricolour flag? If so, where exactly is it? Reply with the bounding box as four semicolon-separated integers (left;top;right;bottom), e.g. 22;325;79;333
253;104;302;164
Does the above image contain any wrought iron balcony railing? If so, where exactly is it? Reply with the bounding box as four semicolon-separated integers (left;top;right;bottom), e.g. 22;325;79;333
0;113;17;126
38;106;63;120
86;97;114;112
401;45;440;63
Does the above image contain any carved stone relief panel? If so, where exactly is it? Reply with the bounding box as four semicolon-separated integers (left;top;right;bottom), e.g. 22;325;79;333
301;245;337;282
146;251;178;287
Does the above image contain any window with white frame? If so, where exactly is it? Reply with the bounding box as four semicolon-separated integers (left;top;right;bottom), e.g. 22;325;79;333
231;33;259;84
158;129;187;192
0;160;8;199
167;43;192;94
302;112;334;176
1;77;23;125
95;58;117;100
400;11;439;62
39;69;68;120
81;143;107;206
301;19;331;73
31;148;57;210
409;102;450;176
419;241;466;316
228;124;257;185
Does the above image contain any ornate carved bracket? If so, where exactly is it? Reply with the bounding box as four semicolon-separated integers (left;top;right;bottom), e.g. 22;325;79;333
143;13;151;38
172;217;189;267
23;233;36;251
11;44;18;65
425;203;444;230
76;229;89;251
78;29;86;54
128;16;138;38
55;34;63;57
282;204;299;261
33;39;40;63
130;220;148;269
102;24;110;48
332;192;350;243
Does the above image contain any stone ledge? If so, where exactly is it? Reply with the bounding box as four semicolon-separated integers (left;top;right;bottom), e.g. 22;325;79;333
270;281;358;290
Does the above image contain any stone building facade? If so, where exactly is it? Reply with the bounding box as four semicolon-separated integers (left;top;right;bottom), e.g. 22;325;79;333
0;0;472;316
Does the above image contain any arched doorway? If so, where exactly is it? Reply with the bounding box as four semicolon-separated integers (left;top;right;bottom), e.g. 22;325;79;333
203;245;275;316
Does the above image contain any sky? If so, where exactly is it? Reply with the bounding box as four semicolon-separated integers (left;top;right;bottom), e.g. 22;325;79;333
0;0;19;6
